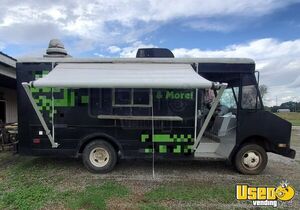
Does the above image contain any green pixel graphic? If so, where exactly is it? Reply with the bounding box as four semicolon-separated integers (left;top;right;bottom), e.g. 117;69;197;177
81;95;89;104
141;134;193;143
141;134;194;154
30;70;88;120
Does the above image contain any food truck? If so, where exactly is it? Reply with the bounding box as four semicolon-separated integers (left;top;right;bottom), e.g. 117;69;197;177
16;40;295;174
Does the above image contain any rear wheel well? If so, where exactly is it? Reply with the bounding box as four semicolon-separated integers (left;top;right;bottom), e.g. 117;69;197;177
78;135;120;155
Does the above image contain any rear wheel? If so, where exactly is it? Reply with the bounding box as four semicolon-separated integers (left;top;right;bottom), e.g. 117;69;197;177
234;144;267;175
82;140;117;173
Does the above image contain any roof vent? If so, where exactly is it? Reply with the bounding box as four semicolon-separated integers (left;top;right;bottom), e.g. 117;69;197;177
136;48;174;58
44;39;70;57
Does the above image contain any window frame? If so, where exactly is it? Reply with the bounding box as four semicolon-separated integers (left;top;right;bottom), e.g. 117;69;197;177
232;87;239;105
240;75;263;110
112;88;152;107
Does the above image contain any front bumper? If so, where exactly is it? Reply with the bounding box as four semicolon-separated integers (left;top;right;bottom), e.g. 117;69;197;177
275;148;296;159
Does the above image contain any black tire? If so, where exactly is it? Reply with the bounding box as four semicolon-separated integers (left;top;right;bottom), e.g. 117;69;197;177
82;140;117;173
234;144;268;175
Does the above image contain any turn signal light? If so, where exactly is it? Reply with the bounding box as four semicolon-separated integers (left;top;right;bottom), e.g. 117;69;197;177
33;138;41;144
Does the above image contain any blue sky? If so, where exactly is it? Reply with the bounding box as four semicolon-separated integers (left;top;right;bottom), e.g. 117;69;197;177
98;3;300;52
0;0;300;105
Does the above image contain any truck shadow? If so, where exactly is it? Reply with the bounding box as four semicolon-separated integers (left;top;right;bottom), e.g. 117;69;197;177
5;153;296;181
3;152;297;183
22;157;236;178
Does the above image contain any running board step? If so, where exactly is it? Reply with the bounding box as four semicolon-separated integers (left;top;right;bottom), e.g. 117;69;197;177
204;132;220;142
195;142;220;153
194;152;225;159
200;136;219;143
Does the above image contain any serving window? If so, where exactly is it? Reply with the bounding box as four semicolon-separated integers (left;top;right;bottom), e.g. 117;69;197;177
89;88;152;117
113;88;151;107
88;88;184;122
89;88;112;116
114;88;131;105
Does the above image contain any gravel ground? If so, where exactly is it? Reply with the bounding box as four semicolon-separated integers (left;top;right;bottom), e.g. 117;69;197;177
105;126;300;209
55;127;296;209
1;127;299;209
97;126;300;183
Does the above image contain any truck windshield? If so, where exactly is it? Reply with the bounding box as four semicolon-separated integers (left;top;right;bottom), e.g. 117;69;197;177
220;87;238;109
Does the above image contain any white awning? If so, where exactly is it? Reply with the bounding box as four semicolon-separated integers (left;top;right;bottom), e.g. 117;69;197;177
32;63;212;89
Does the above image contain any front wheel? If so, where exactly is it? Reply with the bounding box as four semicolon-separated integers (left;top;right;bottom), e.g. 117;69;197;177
82;140;117;173
234;144;268;175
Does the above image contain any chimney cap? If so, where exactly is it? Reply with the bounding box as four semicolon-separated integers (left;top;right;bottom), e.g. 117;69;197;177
45;39;68;56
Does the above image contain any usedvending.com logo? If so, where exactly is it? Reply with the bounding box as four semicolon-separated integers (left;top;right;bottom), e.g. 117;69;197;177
236;181;296;207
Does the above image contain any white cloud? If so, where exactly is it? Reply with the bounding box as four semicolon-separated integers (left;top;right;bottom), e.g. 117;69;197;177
93;52;105;57
107;46;121;54
0;0;299;51
0;1;299;105
172;38;300;106
109;38;300;106
101;38;300;106
0;41;5;50
118;41;157;57
290;76;300;88
44;6;68;21
184;20;235;32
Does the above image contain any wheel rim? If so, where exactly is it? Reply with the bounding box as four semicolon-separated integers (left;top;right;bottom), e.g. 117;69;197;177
242;150;261;170
89;147;110;167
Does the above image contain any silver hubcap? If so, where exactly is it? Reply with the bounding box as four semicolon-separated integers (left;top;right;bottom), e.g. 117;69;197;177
242;150;261;170
89;147;109;167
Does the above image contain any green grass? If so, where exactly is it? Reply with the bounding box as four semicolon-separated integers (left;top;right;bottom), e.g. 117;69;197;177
66;182;129;210
145;183;235;204
0;155;129;210
288;120;300;126
0;156;236;210
140;183;235;210
0;157;57;210
0;181;128;210
276;112;300;126
2;151;297;209
1;184;55;210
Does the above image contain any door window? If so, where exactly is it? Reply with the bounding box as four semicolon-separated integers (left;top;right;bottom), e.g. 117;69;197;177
220;88;238;109
241;75;262;110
